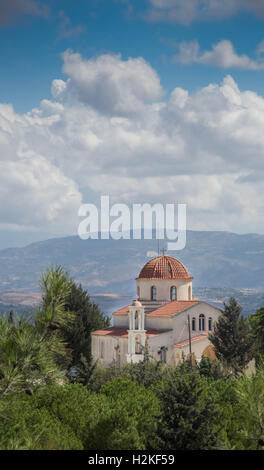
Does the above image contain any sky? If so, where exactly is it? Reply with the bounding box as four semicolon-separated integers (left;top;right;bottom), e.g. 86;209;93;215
1;0;264;247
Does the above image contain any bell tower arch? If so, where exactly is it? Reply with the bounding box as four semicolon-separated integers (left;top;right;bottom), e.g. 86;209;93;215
127;300;146;363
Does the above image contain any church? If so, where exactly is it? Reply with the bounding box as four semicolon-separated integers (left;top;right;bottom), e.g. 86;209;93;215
92;254;221;367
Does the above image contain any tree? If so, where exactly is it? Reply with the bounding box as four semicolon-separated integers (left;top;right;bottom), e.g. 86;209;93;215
209;297;254;375
36;267;109;373
232;368;264;449
99;378;160;450
249;306;264;363
198;355;226;380
0;393;82;450
202;376;239;450
0;316;64;398
0;380;160;450
63;282;110;370
31;383;111;449
153;370;220;450
36;265;73;331
122;361;164;388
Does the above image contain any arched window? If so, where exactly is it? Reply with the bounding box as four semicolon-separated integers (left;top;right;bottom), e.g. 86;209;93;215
188;286;192;300
134;311;139;330
208;317;212;331
100;341;104;359
192;317;196;331
170;286;177;301
159;346;167;363
137;286;140;299
135;334;141;354
151;285;157;301
199;314;205;331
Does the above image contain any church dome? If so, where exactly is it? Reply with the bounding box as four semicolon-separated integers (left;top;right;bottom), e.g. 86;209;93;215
137;255;192;280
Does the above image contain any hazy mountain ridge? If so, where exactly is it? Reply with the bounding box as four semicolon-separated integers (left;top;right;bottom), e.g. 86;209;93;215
0;230;263;316
0;230;264;291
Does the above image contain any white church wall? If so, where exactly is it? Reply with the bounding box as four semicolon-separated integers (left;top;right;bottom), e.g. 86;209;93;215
145;314;173;331
148;330;175;352
172;302;221;344
174;336;212;363
136;278;192;302
91;335;128;368
113;314;129;328
150;345;176;365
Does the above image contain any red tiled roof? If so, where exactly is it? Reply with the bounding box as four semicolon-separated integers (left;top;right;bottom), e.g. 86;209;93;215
113;301;199;318
137;255;192;280
147;300;199;317
91;327;170;338
174;333;208;348
113;305;130;316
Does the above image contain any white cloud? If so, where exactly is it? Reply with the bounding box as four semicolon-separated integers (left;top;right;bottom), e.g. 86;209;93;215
0;103;82;234
57;50;163;115
146;0;264;24
2;51;264;234
174;39;264;70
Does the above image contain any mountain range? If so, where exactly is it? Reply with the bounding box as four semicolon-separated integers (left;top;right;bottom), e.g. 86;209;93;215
0;230;263;316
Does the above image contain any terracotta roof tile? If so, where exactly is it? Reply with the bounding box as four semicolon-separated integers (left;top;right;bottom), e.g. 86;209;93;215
174;333;208;348
113;305;130;316
147;300;199;317
137;255;193;280
91;327;170;337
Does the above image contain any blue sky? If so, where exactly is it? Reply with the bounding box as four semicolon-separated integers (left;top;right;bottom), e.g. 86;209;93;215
2;0;264;112
1;0;264;248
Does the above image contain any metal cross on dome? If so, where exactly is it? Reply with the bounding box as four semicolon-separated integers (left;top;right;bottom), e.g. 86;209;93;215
161;248;167;256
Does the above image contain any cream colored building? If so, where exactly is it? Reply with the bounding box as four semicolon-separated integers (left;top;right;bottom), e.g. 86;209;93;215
92;255;221;367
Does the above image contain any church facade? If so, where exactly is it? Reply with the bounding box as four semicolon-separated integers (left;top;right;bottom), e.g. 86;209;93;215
92;255;221;367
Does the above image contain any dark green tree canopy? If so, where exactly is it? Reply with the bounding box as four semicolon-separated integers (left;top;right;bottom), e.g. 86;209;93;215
153;370;220;450
209;297;254;374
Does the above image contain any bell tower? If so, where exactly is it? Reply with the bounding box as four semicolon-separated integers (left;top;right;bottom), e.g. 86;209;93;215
126;300;146;363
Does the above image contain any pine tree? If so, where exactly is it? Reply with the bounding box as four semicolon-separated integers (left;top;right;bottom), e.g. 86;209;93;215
154;370;220;450
198;355;226;380
249;307;264;363
64;282;110;369
209;297;254;375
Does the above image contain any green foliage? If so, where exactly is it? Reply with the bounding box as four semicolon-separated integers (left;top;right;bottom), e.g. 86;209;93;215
64;282;110;370
31;383;112;449
99;378;160;450
0;316;64;398
153;369;221;450
209;297;254;375
249;307;264;363
198;356;227;380
36;266;109;374
0;380;160;450
202;377;239;449
232;368;264;449
35;266;74;369
121;361;164;388
86;364;119;392
2;276;264;451
0;394;82;450
37;265;73;330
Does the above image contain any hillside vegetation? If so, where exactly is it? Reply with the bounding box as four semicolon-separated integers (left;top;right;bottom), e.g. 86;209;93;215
1;266;264;450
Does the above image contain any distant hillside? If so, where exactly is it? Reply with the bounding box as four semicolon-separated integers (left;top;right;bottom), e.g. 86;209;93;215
0;230;263;293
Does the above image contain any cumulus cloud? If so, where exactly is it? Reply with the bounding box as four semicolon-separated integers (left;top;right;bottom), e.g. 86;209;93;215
56;50;163;114
0;0;49;26
0;103;82;234
2;51;264;234
174;39;264;70
145;0;264;24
